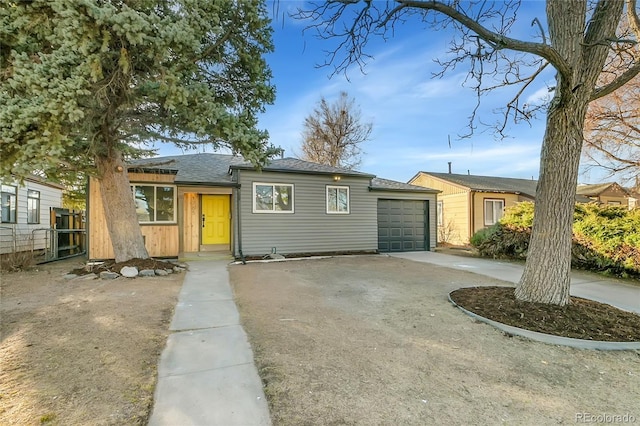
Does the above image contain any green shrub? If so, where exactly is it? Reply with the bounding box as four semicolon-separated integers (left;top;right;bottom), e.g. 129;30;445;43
470;202;640;278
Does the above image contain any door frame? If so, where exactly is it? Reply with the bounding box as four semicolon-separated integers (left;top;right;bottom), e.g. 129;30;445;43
200;193;232;252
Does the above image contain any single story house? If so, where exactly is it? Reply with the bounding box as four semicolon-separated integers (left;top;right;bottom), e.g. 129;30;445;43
576;182;631;208
87;154;440;260
1;176;65;254
408;172;538;246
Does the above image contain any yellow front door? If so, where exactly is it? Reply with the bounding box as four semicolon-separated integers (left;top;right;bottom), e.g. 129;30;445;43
202;195;230;245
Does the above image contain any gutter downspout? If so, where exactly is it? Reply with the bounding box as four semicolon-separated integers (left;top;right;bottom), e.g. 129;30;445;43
469;190;475;242
235;170;246;264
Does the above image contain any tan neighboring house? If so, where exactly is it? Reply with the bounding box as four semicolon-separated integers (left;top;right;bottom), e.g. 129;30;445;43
409;172;538;246
576;183;631;208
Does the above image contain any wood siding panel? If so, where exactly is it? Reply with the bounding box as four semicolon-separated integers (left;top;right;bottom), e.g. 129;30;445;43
140;225;179;257
88;178;178;259
0;180;63;254
128;172;175;183
183;192;200;252
235;172;377;256
88;178;115;259
410;173;468;195
438;193;470;245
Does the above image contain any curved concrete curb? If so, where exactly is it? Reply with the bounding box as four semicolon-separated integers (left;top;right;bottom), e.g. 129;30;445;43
448;289;640;351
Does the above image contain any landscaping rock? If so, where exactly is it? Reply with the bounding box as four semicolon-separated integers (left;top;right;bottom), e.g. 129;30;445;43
155;269;169;276
120;266;138;278
63;274;78;280
164;268;173;274
139;269;156;277
99;271;119;280
173;266;185;273
169;260;188;268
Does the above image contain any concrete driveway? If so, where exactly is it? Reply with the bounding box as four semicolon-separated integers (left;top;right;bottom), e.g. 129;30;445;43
390;251;640;313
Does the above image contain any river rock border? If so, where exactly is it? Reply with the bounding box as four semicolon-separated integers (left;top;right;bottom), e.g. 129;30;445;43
448;289;640;351
63;262;187;280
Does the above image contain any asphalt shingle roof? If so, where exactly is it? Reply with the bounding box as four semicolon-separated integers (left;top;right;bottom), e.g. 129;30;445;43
370;177;439;193
128;153;375;184
128;153;245;185
422;172;539;198
231;157;375;178
576;183;623;196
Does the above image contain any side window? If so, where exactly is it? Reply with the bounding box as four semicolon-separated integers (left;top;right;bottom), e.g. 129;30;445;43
437;201;443;226
131;185;176;223
27;190;40;224
253;183;294;213
326;186;350;214
1;184;17;223
484;199;505;226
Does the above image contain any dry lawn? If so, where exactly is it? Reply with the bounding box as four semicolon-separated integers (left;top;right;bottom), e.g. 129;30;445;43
0;257;182;425
230;255;640;425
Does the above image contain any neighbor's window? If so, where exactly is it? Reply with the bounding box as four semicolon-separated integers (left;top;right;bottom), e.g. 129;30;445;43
253;183;294;213
437;201;443;226
27;190;40;224
326;185;349;214
484;199;505;226
131;184;176;223
1;184;17;223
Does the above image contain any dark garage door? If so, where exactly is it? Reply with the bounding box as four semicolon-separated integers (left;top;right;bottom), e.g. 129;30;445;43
377;199;428;252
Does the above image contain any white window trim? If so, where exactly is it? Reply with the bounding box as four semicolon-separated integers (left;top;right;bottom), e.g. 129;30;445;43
27;189;40;224
484;199;505;226
131;184;177;223
1;184;17;224
326;185;350;214
252;182;295;214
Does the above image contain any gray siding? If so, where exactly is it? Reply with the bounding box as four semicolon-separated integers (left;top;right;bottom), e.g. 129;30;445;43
370;190;438;250
1;180;63;254
234;170;378;256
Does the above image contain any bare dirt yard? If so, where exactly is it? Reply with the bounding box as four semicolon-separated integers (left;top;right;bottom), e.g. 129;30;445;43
230;255;640;425
0;257;183;425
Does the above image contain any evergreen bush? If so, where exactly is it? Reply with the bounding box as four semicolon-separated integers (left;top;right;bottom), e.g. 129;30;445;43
469;202;640;278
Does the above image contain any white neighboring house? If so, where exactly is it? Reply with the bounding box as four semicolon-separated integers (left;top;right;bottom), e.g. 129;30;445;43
0;176;64;255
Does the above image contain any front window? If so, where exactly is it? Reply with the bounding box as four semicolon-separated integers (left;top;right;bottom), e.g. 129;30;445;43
1;184;17;223
326;186;349;214
27;190;40;224
131;185;176;223
437;201;443;226
484;199;505;226
253;183;294;213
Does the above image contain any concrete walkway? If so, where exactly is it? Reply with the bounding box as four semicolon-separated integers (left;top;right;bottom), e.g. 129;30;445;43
390;251;640;314
148;260;271;426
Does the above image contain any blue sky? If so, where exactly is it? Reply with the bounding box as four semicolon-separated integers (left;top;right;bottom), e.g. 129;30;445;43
159;1;609;185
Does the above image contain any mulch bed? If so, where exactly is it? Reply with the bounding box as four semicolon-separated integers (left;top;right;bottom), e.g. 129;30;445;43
70;258;178;275
450;286;640;342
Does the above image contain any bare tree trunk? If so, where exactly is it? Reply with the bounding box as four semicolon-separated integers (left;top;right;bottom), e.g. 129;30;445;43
515;0;624;306
515;97;585;306
95;151;149;263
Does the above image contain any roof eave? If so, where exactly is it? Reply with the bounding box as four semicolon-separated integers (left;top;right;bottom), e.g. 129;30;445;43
369;186;441;194
230;164;375;178
173;181;239;188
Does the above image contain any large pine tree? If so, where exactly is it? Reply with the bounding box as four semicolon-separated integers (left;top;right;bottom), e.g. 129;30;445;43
1;0;279;262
